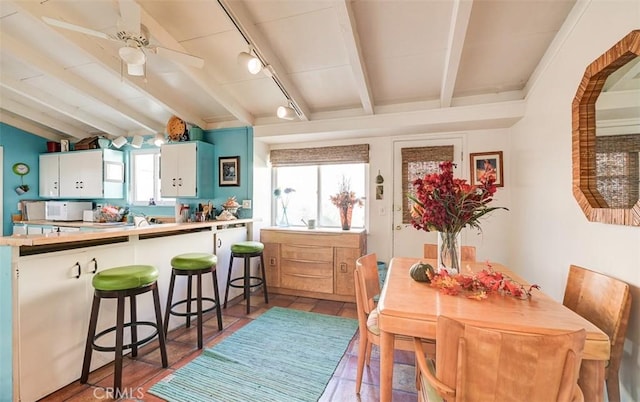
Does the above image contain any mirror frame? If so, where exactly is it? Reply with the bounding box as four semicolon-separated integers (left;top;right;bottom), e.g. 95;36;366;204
572;30;640;225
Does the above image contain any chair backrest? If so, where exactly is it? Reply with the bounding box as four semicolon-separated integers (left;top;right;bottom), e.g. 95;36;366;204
430;316;586;402
423;244;477;262
354;253;381;316
562;265;631;381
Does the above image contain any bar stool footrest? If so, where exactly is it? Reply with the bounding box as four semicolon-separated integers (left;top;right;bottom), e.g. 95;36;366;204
169;297;219;318
92;321;160;353
228;276;264;290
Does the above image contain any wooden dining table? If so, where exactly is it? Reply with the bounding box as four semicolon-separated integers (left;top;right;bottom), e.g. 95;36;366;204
377;257;611;402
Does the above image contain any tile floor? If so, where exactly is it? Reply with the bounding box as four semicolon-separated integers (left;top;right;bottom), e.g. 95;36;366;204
41;292;419;401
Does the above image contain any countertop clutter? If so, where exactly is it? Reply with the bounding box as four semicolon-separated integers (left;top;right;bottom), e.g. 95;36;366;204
1;219;255;247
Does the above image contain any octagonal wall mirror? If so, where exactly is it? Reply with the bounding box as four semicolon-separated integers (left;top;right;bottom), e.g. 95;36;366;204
573;30;640;225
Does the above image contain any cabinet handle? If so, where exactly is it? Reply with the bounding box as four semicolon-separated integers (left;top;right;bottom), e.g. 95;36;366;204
74;262;81;279
75;181;79;189
217;238;222;248
178;178;183;187
54;181;58;190
79;181;84;189
172;178;176;187
339;262;348;273
269;257;277;266
89;257;98;274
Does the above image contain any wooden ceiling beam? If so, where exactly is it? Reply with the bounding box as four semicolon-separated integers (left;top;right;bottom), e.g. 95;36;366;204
440;0;473;108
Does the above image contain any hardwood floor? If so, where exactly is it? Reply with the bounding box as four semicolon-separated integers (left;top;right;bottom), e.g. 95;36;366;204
41;292;419;401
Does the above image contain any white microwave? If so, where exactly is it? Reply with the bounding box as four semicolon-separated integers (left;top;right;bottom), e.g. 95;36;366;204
45;201;93;221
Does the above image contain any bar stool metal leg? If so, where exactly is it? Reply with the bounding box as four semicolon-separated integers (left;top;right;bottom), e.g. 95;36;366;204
114;293;125;392
81;295;101;384
152;286;169;367
164;270;177;338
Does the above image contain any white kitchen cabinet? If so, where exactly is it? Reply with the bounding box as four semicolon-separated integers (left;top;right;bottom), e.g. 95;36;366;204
160;141;214;198
39;153;60;197
214;227;249;302
39;149;124;199
16;243;134;401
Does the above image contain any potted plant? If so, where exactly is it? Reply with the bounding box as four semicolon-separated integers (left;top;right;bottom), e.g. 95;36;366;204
330;176;363;230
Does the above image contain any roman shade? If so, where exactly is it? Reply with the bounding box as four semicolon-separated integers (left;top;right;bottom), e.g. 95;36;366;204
270;144;369;167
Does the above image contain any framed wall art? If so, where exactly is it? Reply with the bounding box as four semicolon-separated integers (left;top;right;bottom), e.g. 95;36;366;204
470;151;503;187
219;156;240;186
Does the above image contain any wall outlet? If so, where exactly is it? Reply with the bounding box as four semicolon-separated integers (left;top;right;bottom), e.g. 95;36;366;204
242;199;252;209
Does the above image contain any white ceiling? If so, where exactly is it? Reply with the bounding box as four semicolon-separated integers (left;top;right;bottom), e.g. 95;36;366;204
0;0;580;144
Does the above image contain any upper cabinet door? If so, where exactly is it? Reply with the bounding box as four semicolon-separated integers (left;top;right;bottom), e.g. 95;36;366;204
160;142;213;198
59;151;103;198
39;154;60;198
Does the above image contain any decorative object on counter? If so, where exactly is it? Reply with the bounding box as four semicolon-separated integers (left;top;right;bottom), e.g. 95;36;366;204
301;218;316;229
330;176;363;230
222;196;240;215
95;205;129;222
428;261;539;300
409;261;434;283
13;163;30;195
273;187;295;227
409;161;506;273
219;156;240;186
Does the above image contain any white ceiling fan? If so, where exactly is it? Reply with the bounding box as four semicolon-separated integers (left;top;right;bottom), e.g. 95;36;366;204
42;0;204;77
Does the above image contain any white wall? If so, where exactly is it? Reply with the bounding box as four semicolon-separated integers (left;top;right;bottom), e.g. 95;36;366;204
256;127;511;265
509;1;640;399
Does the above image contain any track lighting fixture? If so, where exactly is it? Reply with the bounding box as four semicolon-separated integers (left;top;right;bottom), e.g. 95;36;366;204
276;104;297;120
131;135;144;148
154;133;166;147
111;136;128;149
237;48;262;75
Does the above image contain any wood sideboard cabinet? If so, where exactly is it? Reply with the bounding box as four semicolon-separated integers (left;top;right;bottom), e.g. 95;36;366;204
260;228;367;302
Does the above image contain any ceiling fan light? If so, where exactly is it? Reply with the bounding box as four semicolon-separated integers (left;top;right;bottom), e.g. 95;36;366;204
119;46;145;65
154;133;166;147
237;51;262;74
126;63;145;76
276;105;296;120
111;136;128;148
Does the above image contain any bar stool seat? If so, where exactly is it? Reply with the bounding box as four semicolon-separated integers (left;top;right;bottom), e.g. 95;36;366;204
224;241;268;314
164;252;223;349
81;265;168;395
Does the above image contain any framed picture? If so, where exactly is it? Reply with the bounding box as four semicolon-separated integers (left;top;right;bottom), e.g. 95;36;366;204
470;151;503;187
219;156;240;186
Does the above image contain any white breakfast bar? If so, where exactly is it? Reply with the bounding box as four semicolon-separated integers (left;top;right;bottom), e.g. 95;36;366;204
0;219;255;401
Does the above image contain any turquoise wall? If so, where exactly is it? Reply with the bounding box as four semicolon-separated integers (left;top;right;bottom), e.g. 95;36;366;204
0;124;254;235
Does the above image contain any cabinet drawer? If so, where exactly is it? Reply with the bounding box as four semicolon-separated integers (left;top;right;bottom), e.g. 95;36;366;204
281;244;333;262
281;260;333;293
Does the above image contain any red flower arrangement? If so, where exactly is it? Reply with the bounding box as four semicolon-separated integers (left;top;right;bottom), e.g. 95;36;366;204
429;262;540;300
409;161;505;234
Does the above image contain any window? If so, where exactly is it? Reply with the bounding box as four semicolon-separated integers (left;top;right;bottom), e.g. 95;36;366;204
274;163;366;228
129;149;175;206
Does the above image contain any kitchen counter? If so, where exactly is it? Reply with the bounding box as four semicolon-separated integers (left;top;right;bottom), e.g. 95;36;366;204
2;219;254;247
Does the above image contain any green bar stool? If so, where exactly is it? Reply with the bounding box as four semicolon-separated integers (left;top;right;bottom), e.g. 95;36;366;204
223;241;268;314
81;265;168;394
164;253;223;349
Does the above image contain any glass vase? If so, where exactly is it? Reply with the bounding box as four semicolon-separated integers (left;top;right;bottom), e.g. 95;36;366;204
340;205;353;230
437;231;461;274
278;206;290;227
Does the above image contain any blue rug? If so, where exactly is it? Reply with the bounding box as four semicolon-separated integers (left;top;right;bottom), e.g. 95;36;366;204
149;307;358;401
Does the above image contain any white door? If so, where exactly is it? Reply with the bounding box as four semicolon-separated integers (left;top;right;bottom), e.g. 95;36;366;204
215;227;249;302
392;137;464;258
177;142;197;196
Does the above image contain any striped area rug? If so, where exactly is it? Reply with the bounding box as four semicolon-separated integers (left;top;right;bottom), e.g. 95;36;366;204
149;307;358;402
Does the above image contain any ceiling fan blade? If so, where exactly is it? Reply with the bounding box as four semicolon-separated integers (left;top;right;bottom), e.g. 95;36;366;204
155;47;205;69
42;16;113;41
118;0;141;34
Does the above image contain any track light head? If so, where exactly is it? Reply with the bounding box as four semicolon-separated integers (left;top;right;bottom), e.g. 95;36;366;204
111;136;128;149
237;51;262;74
154;133;165;147
131;135;144;148
276;105;297;120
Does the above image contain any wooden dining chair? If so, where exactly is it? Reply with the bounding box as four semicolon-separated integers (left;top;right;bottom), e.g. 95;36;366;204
423;243;477;262
563;264;631;402
414;315;587;402
354;253;435;394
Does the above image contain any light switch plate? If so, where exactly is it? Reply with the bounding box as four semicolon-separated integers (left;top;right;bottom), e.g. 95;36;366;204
242;199;252;209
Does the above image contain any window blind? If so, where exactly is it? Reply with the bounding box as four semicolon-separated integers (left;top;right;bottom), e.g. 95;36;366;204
270;144;369;166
